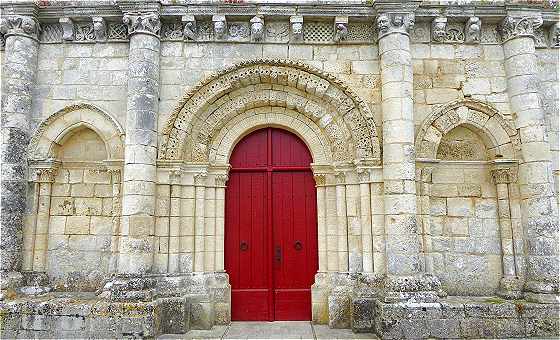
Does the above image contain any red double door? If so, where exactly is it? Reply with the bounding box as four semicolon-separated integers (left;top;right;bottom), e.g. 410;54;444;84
225;128;318;321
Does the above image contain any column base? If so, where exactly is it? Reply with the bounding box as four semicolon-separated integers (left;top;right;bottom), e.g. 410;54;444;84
497;276;524;300
524;279;560;304
381;274;445;303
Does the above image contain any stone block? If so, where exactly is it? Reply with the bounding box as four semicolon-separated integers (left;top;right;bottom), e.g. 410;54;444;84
65;216;90;234
425;88;460;104
71;183;94;197
189;298;215;330
328;290;351;329
447;197;474;217
74;197;103;216
351;297;375;332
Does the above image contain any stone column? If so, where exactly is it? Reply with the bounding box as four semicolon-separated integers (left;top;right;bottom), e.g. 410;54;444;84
491;166;523;299
314;174;328;272
0;12;40;276
377;11;420;275
169;170;182;273
32;167;58;272
214;174;228;272
417;166;434;273
358;170;374;273
107;168;122;273
500;14;559;303
194;172;207;272
118;10;161;274
335;172;349;272
376;8;441;301
326;183;339;271
346;174;362;273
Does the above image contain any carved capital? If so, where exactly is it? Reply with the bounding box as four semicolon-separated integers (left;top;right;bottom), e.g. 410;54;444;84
465;17;481;44
420;167;434;183
431;17;447;43
123;11;161;37
334;171;346;184
314;174;327;186
213;15;227;40
290;16;303;42
182;15;196;41
35;168;58;183
250;16;264;42
194;172;208;186
107;168;122;183
491;168;517;184
334;16;348;42
550;22;560;48
0;15;40;40
499;15;543;43
357;169;370;183
59;17;74;41
376;12;415;39
169;169;182;184
215;174;229;187
92;17;107;41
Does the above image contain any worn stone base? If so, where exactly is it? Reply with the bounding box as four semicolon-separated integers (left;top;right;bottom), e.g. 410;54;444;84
372;296;560;339
0;272;230;338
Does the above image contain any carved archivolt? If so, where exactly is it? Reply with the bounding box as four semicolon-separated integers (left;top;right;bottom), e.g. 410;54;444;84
209;107;333;165
415;98;520;160
28;103;125;161
159;59;381;164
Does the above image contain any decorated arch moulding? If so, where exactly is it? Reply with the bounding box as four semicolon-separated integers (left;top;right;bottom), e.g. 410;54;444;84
28;102;125;162
209;107;333;166
159;59;381;165
415;98;520;161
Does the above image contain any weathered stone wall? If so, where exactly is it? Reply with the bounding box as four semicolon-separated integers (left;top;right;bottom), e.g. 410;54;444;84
32;44;129;129
1;1;559;338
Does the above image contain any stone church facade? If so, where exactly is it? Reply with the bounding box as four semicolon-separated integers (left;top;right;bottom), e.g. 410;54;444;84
0;0;559;338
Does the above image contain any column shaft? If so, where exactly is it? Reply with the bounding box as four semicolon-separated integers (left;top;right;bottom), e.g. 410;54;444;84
378;19;421;276
118;13;161;274
501;17;559;301
0;15;39;272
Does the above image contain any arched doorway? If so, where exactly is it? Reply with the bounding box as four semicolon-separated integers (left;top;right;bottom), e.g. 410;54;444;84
225;127;318;321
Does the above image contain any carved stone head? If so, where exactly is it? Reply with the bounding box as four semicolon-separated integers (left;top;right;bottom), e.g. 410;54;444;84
550;22;560;47
432;17;447;42
376;13;390;34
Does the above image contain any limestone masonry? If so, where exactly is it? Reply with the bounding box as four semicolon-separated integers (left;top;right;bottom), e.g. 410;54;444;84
0;0;559;338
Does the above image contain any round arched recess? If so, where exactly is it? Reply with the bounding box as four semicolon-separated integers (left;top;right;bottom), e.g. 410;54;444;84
415;98;520;161
28;103;125;162
158;59;381;166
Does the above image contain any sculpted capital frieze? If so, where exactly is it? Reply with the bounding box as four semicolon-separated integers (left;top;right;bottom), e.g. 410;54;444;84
123;11;161;37
499;15;543;43
376;12;415;40
0;15;40;40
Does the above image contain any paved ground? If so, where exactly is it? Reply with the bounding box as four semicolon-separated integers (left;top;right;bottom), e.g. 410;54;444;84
158;321;378;339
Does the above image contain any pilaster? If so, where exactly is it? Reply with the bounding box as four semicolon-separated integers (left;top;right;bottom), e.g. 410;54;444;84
0;5;40;276
118;5;162;275
500;12;559;304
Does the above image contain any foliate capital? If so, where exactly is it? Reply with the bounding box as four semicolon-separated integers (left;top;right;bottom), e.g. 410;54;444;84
376;12;415;40
0;15;40;40
123;11;161;37
491;167;517;184
550;22;560;48
499;15;543;43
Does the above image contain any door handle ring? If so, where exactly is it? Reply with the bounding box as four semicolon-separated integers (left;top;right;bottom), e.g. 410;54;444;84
294;241;302;251
240;241;249;251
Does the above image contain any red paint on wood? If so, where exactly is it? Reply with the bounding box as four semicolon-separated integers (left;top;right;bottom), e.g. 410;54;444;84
225;128;318;321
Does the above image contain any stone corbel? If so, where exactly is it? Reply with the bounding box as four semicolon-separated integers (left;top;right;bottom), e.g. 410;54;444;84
549;22;560;48
215;174;229;187
290;15;303;42
213;15;227;40
431;16;447;43
182;15;196;41
250;16;264;42
499;15;543;43
123;11;161;37
0;15;41;40
59;17;74;41
92;17;107;41
376;12;415;40
465;16;481;44
169;169;183;185
334;16;348;42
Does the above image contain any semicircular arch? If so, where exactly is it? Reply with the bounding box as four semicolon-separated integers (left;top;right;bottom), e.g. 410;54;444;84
415;98;520;160
28;103;125;161
159;59;381;164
